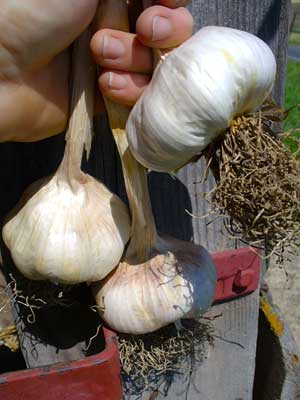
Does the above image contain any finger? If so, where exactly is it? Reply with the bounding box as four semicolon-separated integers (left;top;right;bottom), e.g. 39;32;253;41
99;70;150;106
136;6;193;49
91;29;152;74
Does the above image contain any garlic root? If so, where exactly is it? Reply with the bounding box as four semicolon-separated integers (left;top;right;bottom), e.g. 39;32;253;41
206;103;300;255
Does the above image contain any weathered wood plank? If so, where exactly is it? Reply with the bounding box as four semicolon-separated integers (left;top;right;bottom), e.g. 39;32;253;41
188;291;260;400
253;290;300;400
123;289;259;400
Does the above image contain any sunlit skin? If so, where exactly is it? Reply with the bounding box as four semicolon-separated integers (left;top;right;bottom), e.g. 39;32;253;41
0;0;193;142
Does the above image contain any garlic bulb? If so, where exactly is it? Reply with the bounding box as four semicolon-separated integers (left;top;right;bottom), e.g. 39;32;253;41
93;236;216;334
126;26;276;172
3;173;130;284
2;30;130;285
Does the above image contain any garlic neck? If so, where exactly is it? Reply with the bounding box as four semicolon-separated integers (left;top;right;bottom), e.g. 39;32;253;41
104;99;157;263
96;0;157;262
58;28;96;190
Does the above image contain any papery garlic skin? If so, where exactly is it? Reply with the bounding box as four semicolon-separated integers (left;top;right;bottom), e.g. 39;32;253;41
3;174;130;285
127;26;276;172
93;237;217;334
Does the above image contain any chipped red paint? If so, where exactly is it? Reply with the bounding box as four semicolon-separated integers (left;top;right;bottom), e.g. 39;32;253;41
0;328;122;400
213;247;260;303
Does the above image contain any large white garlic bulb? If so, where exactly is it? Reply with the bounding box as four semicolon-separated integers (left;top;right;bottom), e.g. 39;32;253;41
2;29;131;285
93;236;217;334
3;173;130;284
126;26;276;172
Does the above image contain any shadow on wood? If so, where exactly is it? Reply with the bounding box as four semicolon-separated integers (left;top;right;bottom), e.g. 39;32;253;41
253;294;300;400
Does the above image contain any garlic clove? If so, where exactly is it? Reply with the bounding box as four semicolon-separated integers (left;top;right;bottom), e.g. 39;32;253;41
126;26;276;172
3;173;130;285
93;236;217;335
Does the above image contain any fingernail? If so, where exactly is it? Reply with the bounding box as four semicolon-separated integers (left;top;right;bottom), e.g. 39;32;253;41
108;72;127;90
152;16;172;41
102;35;125;59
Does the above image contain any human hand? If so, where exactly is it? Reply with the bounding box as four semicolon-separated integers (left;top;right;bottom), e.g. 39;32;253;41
0;1;193;142
91;2;193;107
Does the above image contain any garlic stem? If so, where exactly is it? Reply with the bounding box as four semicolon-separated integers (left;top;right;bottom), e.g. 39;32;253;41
97;0;157;262
93;0;129;32
58;28;96;189
105;102;157;262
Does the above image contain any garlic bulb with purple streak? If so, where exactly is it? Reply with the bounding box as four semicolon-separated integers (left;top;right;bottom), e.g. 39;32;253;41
93;235;216;334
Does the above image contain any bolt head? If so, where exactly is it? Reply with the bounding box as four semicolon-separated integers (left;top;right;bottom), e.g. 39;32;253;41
234;269;254;288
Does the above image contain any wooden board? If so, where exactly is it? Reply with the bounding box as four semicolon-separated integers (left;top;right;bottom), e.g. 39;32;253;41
123;289;260;400
254;290;300;400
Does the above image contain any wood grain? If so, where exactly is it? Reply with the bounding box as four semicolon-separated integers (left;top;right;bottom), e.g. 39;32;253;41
253;291;300;400
124;290;259;400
